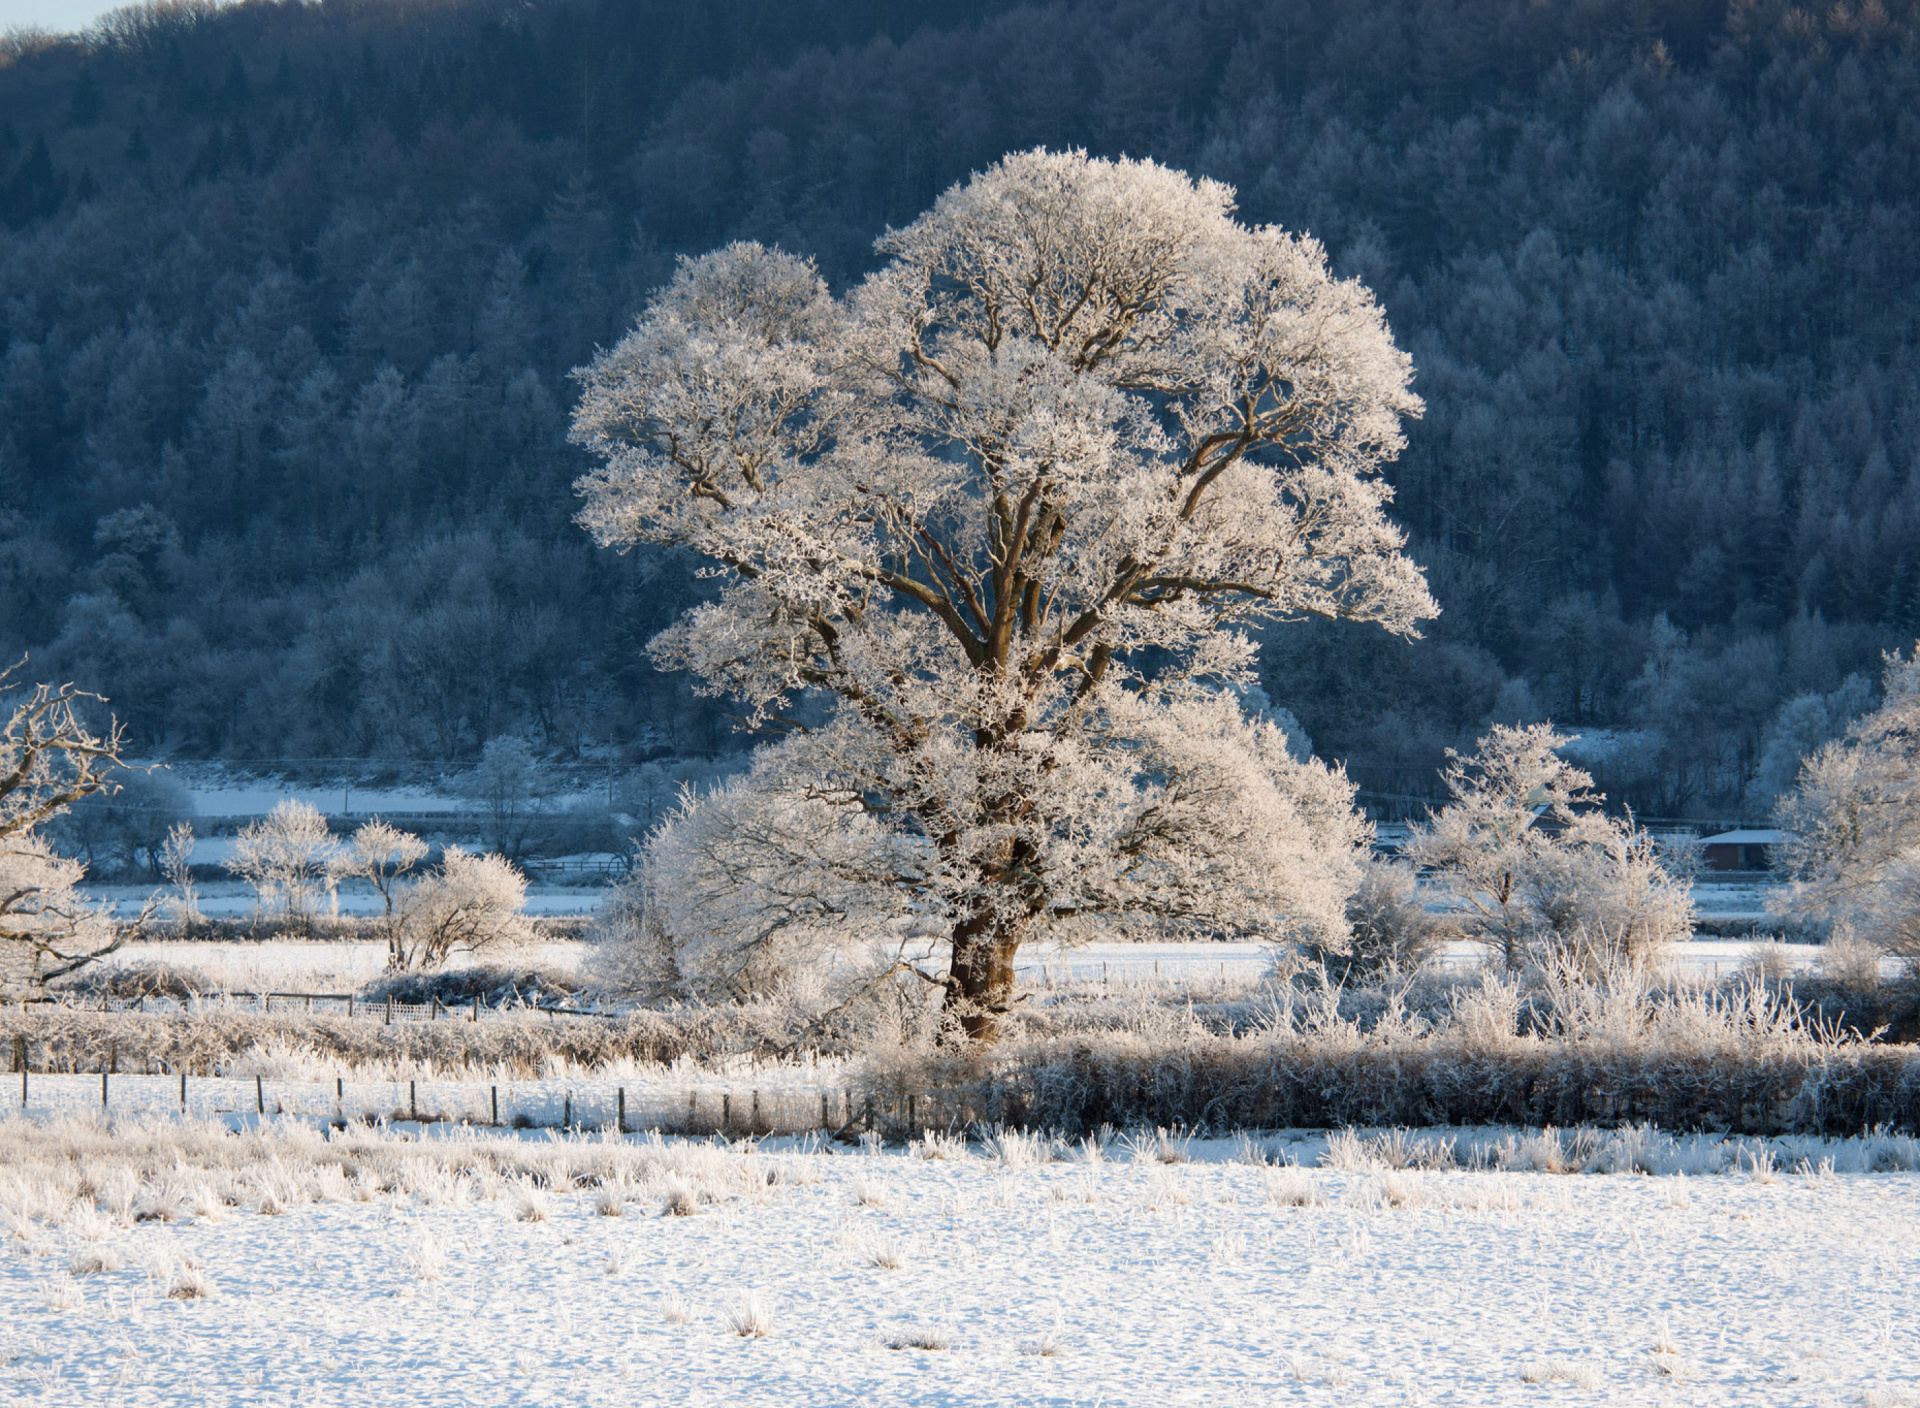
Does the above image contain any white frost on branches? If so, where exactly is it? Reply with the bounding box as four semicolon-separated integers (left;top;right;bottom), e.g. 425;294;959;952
572;150;1434;1036
0;666;128;996
388;846;532;972
1773;644;1920;958
327;818;530;971
1407;724;1693;971
226;799;339;929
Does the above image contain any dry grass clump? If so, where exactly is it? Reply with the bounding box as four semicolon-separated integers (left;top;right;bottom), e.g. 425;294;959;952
1263;1167;1325;1207
1519;1359;1600;1388
660;1175;701;1217
727;1291;773;1339
1021;1328;1066;1357
886;1327;951;1351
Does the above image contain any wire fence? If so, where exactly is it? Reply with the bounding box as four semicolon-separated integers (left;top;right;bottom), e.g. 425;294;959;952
5;1068;954;1142
21;991;611;1024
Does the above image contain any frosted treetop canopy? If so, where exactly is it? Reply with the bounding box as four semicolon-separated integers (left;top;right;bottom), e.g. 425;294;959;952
572;148;1434;673
570;149;1434;1038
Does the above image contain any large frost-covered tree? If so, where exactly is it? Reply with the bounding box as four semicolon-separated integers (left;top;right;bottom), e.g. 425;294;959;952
573;150;1436;1038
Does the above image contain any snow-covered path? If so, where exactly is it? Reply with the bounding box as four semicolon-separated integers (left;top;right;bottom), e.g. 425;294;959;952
5;1140;1916;1406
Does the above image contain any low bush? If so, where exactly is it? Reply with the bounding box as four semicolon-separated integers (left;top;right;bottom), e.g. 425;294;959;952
357;966;583;1009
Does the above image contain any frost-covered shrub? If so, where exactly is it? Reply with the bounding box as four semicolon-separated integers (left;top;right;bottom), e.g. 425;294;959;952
589;774;944;1043
358;964;580;1008
1817;926;1886;989
388;847;533;971
1297;856;1443;980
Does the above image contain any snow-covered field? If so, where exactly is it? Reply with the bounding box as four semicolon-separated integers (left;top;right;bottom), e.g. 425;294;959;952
2;1113;1917;1406
81;935;1850;1000
87;940;595;994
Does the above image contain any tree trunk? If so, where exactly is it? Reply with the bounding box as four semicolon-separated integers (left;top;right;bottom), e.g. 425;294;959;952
944;911;1019;1043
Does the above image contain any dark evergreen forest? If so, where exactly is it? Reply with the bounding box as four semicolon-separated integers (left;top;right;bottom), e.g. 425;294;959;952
2;0;1916;819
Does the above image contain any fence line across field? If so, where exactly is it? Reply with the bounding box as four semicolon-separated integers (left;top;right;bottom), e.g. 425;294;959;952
27;991;614;1023
7;1069;973;1142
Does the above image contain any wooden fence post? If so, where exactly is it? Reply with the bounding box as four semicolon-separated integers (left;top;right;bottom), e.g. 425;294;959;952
618;1087;626;1135
180;1070;187;1111
12;1034;22;1074
751;1090;761;1135
101;1069;108;1109
347;993;355;1019
472;995;480;1024
821;1093;830;1130
385;995;393;1026
491;1086;499;1127
410;1080;418;1122
721;1092;731;1135
255;1074;264;1115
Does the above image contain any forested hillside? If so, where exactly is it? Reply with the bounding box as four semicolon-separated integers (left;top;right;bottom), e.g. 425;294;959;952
2;0;1917;818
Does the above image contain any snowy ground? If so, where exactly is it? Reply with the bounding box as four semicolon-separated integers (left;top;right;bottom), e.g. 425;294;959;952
2;1116;1917;1407
79;934;1851;1001
86;940;594;994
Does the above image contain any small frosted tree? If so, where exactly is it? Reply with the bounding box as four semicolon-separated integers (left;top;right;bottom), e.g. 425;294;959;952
158;820;200;929
0;665;130;995
328;818;428;967
1773;645;1920;958
1407;723;1692;971
573;150;1434;1038
459;737;551;858
389;846;533;971
226;799;339;930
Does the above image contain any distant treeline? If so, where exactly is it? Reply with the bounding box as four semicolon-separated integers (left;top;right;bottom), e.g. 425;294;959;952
2;0;1918;817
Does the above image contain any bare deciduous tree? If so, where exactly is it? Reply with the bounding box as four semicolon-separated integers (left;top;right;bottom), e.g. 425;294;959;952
0;663;133;995
1407;723;1692;971
328;818;429;967
158;820;199;929
1773;644;1920;960
574;150;1434;1038
226;799;339;932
